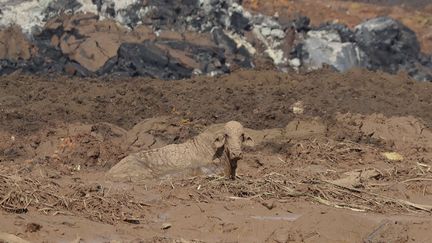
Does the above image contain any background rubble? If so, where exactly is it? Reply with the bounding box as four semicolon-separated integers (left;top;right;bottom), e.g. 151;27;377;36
0;0;431;81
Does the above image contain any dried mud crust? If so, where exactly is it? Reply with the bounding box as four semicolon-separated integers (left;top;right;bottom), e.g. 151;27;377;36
1;69;431;136
1;70;432;242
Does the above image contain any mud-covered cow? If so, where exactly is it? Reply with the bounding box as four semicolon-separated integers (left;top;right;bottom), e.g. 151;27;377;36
108;121;254;180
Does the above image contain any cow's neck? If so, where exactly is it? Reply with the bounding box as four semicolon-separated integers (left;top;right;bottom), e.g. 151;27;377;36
189;133;218;161
187;132;235;178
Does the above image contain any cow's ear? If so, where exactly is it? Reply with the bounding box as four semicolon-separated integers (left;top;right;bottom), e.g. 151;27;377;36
213;133;225;148
242;133;254;147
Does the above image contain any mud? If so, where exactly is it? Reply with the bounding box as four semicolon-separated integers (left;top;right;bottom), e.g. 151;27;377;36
1;68;432;242
1;69;431;137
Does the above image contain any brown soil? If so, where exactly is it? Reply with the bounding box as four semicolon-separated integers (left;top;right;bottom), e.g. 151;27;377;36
1;68;431;135
1;68;432;242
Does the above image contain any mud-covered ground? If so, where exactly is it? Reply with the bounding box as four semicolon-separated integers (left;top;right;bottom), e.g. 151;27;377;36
1;68;432;242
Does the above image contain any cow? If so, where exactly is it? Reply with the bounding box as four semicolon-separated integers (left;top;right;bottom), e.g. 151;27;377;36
107;121;254;180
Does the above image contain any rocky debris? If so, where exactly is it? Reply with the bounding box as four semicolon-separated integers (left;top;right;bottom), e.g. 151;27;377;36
251;14;288;67
0;25;35;61
0;0;270;78
354;17;420;73
300;29;366;72
290;16;432;81
106;42;193;79
353;17;432;81
0;1;431;81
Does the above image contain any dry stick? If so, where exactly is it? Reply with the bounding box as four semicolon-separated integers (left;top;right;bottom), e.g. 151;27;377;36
333;186;381;206
322;180;432;212
0;191;12;205
314;196;370;212
400;178;432;184
364;219;391;243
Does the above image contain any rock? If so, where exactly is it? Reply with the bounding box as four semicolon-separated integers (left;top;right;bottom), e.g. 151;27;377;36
212;28;254;68
270;29;285;39
69;33;120;72
111;42;193;79
382;152;404;161
354;17;420;73
230;11;251;31
260;27;272;37
0;1;430;81
64;62;91;77
36;13;156;74
354;17;432;81
0;26;34;61
0;60;27;76
316;23;355;43
292;15;310;32
252;14;288;66
291;101;304;115
43;0;83;20
301;30;366;72
161;223;172;230
158;39;230;75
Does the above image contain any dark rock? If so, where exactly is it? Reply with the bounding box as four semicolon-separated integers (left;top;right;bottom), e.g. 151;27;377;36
212;27;237;53
292;16;310;32
354;17;421;73
230;11;251;32
64;62;92;77
43;0;83;20
110;42;193;79
92;0;104;12
212;27;253;68
0;60;20;75
158;39;229;74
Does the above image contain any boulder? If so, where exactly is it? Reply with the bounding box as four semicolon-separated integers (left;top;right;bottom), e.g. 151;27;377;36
354;17;421;73
41;13;154;72
0;26;34;61
300;30;366;72
106;41;193;79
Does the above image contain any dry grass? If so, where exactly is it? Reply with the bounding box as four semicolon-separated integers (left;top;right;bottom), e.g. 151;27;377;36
0;173;148;224
172;172;432;214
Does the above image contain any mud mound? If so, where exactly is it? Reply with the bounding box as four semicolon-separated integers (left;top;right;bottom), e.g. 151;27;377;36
1;69;431;137
0;117;200;172
337;113;432;150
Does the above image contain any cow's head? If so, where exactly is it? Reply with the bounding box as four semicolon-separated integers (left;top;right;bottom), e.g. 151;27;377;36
213;121;254;179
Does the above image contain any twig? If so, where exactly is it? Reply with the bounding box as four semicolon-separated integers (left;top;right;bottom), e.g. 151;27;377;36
400;178;432;184
364;220;391;243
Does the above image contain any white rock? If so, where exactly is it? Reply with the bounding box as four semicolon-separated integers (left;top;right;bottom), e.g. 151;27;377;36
270;29;285;39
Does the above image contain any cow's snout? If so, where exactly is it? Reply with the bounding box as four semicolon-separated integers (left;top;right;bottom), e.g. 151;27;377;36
229;150;243;160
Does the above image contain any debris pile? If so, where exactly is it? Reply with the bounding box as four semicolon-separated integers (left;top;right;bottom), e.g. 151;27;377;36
291;17;432;81
0;0;431;81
